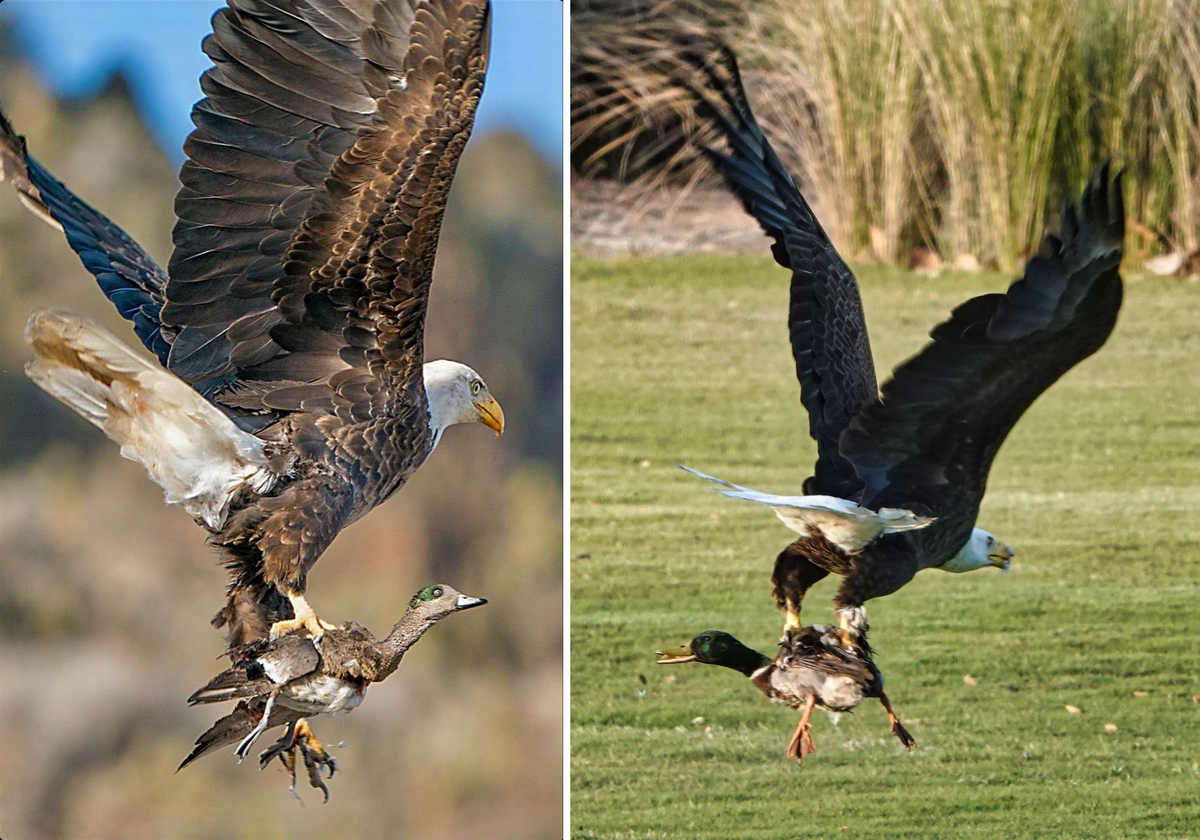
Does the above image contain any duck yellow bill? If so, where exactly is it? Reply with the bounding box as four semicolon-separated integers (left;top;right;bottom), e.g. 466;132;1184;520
473;396;505;436
656;645;696;664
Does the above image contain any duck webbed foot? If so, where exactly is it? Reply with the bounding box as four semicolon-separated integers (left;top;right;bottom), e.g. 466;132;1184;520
269;592;339;642
260;718;339;802
785;695;818;764
879;692;916;750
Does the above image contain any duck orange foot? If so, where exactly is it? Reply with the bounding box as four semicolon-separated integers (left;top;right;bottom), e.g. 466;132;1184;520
260;718;339;802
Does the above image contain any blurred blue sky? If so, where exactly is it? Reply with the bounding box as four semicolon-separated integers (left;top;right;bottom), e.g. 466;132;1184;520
1;0;563;164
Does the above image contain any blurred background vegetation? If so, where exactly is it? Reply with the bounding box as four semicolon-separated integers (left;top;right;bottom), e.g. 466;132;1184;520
571;0;1200;270
0;17;562;840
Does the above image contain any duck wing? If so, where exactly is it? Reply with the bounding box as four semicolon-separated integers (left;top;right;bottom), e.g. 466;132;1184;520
776;626;877;683
187;634;321;705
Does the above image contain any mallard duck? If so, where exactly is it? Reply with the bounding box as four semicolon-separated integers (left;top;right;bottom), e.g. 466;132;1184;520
657;627;915;764
674;41;1123;644
180;584;486;798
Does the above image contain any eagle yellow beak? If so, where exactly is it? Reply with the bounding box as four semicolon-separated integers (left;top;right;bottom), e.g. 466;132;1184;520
655;644;697;664
989;542;1014;572
473;395;504;436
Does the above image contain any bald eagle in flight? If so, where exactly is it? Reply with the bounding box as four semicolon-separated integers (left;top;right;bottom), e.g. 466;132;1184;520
0;0;503;648
677;43;1125;641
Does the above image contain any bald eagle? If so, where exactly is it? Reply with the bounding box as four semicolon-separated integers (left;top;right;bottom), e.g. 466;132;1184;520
677;43;1125;640
0;0;503;648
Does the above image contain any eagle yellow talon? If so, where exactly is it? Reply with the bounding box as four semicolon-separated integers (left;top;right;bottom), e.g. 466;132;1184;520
269;594;334;641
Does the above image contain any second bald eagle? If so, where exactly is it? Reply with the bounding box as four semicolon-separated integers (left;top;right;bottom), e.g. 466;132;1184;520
677;43;1125;641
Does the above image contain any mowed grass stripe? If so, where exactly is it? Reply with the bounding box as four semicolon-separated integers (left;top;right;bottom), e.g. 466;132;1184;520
570;255;1200;839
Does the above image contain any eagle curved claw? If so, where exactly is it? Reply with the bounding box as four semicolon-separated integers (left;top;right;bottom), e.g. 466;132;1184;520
836;606;869;648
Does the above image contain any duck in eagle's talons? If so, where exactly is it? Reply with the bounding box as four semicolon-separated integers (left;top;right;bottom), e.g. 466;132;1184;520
179;584;487;800
656;626;915;765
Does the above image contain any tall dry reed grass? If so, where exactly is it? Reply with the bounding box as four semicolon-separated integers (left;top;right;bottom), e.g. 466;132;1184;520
571;0;1200;268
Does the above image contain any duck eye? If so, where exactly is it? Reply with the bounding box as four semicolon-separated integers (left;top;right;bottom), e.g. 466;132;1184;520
471;381;482;395
433;587;443;598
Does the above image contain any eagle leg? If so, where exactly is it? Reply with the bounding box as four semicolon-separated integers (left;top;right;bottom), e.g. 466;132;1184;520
772;544;829;636
879;692;916;750
269;591;338;642
785;694;818;764
783;600;802;633
836;606;868;648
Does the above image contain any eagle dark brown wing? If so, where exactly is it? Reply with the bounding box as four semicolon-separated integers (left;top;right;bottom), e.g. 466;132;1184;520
165;0;491;431
1;0;491;434
680;42;878;499
840;165;1125;551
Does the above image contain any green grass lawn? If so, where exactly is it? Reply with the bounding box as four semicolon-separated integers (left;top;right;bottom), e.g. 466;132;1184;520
570;255;1200;839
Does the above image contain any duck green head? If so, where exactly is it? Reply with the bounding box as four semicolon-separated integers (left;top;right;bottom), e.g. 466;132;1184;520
407;583;488;619
656;631;771;677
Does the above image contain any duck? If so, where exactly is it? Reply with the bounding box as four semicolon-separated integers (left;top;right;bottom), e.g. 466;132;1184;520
180;584;487;798
656;627;915;764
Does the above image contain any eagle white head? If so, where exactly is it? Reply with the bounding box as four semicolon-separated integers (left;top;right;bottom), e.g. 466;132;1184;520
423;360;504;442
940;528;1013;573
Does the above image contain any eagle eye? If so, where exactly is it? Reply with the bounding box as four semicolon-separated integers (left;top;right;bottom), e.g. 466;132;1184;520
471;380;482;396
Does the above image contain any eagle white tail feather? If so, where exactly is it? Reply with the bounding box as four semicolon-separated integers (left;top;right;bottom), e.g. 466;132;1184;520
25;309;275;530
679;464;934;552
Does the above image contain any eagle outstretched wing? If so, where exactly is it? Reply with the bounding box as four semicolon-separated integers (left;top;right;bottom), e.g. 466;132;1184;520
1;0;491;434
678;42;878;500
840;165;1125;540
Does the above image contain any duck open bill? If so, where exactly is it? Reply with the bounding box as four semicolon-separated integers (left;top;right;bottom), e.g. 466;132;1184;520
655;646;698;664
